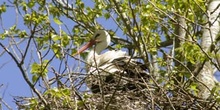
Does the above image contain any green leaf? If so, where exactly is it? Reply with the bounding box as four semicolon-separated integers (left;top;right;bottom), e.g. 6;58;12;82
187;83;199;95
30;60;49;76
104;13;110;19
0;32;7;40
18;30;27;38
31;62;39;74
51;44;62;58
32;75;38;83
0;3;6;14
77;100;84;106
61;31;70;47
9;25;17;31
27;0;35;8
51;34;60;41
53;17;63;25
62;88;70;96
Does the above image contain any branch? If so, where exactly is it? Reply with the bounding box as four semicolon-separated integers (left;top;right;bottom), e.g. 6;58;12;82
0;42;48;107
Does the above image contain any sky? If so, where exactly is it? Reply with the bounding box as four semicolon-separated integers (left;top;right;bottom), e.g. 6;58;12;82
0;0;220;110
0;1;30;110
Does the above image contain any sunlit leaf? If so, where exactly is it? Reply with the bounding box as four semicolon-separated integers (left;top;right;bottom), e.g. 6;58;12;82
53;17;63;25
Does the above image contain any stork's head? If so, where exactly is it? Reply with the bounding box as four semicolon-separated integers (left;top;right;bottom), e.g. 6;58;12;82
74;30;111;55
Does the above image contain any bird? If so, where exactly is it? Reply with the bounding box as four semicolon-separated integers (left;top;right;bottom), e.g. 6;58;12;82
75;30;149;93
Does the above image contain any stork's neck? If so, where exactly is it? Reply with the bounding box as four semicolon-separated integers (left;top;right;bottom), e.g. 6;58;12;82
86;49;99;65
86;35;110;65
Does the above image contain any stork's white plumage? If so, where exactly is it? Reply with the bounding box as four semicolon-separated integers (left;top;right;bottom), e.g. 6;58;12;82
76;30;149;93
77;30;126;68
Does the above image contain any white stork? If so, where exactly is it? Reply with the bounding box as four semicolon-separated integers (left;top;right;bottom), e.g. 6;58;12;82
75;30;149;93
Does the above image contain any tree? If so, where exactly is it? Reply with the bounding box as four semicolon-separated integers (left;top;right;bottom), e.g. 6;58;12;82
0;0;219;109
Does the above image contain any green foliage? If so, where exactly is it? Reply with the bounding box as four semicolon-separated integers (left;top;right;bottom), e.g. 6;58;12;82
50;31;71;58
31;60;49;83
51;43;62;59
27;0;35;8
45;88;70;99
211;84;220;102
0;0;219;109
0;25;27;39
186;82;199;95
48;4;61;17
18;30;28;38
24;11;48;25
44;88;73;107
176;42;206;64
28;98;43;110
0;2;6;14
53;18;63;25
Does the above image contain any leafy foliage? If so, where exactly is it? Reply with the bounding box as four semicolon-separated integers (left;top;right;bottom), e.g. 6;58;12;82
31;60;49;83
0;0;219;109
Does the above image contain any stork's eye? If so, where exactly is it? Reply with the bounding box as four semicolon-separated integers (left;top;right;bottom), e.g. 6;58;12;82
95;33;100;38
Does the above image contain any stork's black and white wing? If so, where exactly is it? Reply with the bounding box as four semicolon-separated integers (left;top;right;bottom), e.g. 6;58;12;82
86;55;150;93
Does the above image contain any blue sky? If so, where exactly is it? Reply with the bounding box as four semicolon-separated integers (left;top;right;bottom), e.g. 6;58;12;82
0;1;29;109
0;0;220;109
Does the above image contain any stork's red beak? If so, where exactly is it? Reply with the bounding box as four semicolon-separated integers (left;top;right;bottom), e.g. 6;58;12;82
72;39;96;56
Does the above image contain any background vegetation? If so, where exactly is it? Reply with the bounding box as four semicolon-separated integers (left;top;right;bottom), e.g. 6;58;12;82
0;0;220;109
